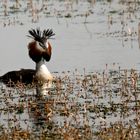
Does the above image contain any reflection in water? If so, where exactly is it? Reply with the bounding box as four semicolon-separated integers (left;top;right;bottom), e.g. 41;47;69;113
28;91;54;134
138;23;140;48
84;23;92;39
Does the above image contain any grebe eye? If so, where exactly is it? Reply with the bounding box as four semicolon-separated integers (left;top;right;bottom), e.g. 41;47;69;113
39;42;45;48
39;42;42;46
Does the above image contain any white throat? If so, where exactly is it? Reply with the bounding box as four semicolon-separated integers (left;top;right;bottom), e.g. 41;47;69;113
35;59;53;96
46;40;49;48
35;59;53;83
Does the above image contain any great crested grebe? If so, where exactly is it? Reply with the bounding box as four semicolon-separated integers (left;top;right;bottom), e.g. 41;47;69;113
0;28;55;93
27;28;55;95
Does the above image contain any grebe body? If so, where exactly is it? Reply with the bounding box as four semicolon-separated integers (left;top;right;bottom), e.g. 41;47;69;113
0;28;55;95
0;69;35;86
27;28;55;95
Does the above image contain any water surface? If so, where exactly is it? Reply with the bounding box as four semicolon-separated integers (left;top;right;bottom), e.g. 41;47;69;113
0;0;140;75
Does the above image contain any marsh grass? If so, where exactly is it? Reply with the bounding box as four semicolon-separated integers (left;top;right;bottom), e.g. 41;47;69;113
0;67;140;139
1;0;139;28
0;0;139;49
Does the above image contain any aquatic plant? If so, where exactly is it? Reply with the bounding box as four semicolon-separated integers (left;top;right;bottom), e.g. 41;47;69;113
0;68;140;139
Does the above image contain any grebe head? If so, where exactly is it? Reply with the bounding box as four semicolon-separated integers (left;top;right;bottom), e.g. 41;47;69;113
27;28;55;63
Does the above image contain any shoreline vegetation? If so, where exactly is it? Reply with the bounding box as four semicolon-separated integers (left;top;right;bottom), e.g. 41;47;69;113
0;67;140;139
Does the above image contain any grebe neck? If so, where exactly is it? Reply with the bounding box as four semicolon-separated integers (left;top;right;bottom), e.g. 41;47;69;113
36;59;45;71
35;58;53;82
35;58;53;96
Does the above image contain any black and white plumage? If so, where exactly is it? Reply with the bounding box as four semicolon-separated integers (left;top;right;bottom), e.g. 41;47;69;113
28;28;55;43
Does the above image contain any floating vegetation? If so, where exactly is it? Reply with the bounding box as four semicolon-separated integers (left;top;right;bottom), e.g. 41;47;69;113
0;0;139;49
109;10;118;14
0;0;139;27
0;68;140;139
